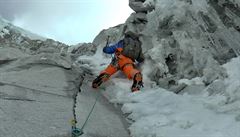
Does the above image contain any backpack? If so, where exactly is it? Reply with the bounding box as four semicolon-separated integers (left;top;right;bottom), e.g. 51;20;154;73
122;36;142;61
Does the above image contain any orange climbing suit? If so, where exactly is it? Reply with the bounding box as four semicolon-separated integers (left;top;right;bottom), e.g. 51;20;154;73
100;47;140;80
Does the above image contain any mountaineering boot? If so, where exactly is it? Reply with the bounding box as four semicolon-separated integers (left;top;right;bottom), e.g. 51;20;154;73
131;73;143;92
92;73;110;88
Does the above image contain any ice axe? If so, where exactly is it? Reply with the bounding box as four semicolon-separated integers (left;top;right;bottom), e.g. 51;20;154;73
105;35;110;47
104;35;114;58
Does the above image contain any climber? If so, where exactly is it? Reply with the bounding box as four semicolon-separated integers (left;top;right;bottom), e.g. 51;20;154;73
92;31;145;92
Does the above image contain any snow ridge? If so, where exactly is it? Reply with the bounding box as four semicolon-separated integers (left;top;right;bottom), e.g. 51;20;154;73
0;17;45;40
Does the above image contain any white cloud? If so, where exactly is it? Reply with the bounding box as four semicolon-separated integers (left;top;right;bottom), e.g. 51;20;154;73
10;0;133;45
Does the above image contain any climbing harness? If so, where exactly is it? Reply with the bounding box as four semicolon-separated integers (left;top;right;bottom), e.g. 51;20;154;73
71;89;101;137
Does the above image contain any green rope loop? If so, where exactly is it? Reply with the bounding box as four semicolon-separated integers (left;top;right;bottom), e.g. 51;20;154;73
81;92;101;130
72;127;83;137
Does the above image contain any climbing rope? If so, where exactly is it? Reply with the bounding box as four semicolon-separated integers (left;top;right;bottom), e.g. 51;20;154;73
71;89;101;137
81;92;101;130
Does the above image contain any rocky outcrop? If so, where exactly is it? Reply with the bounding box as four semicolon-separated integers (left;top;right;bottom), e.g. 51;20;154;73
68;43;97;61
126;0;155;35
69;43;97;56
92;24;126;51
129;0;155;13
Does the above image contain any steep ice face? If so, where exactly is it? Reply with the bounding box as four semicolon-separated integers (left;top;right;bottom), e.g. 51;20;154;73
92;0;240;90
222;57;240;103
82;47;240;137
137;0;240;87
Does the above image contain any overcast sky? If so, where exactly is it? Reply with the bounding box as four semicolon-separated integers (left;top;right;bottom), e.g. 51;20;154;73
0;0;133;45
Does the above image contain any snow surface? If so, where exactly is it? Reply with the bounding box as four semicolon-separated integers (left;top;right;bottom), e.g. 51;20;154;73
78;42;240;137
0;18;9;38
